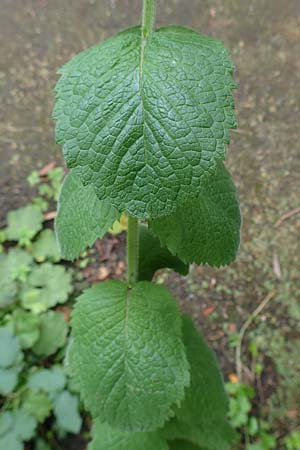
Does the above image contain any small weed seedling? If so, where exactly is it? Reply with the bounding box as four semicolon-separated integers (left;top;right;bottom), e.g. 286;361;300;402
54;1;241;449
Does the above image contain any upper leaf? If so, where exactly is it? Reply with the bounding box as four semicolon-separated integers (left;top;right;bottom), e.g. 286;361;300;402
54;26;236;219
55;172;120;260
162;315;237;450
88;420;169;450
68;280;189;431
138;224;189;281
150;162;241;267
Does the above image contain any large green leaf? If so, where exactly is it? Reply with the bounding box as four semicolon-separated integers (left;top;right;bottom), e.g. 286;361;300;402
138;225;188;281
150;162;241;266
55;172;120;260
32;311;68;357
54;26;236;219
54;390;82;433
20;263;72;313
69;280;189;431
162;316;236;450
88;420;169;450
169;440;206;450
5;205;43;243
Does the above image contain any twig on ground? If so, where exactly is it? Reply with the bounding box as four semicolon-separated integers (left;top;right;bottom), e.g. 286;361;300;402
275;207;300;228
236;289;277;381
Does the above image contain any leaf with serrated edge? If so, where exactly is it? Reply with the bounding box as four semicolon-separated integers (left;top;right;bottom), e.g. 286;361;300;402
162;315;237;450
69;280;189;431
53;26;236;219
88;420;169;450
138;225;188;281
55;172;120;260
150;162;241;267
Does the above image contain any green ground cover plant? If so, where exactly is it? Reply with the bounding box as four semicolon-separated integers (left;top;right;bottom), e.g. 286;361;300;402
53;1;242;449
0;169;82;450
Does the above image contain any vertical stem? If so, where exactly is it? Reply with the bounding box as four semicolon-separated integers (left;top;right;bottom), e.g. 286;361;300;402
142;0;157;40
127;215;139;287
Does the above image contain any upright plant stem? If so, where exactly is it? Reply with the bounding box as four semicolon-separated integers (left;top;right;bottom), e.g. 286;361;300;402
127;216;139;286
126;0;156;287
142;0;157;39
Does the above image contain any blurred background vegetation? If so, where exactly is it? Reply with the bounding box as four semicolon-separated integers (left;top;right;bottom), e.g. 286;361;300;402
0;1;299;449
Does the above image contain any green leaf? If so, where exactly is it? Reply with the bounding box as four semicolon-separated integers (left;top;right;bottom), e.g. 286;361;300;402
11;310;40;349
150;162;241;266
0;249;33;308
22;390;52;422
69;280;189;431
0;327;21;368
54;26;236;219
0;412;13;436
33;311;68;357
138;225;188;281
5;205;43;243
28;366;66;394
13;409;37;441
0;367;20;395
54;390;82;433
0;431;23;450
20;263;72;313
55;172;119;260
162;316;236;450
35;438;52;450
31;229;61;262
169;440;206;450
88;420;169;450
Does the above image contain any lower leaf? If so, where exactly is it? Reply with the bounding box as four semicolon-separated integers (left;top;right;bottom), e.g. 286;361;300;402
150;162;241;267
138;224;189;281
68;280;190;431
162;315;237;450
88;420;169;450
168;439;208;450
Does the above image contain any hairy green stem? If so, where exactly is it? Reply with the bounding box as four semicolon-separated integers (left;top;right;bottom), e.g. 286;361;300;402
127;216;139;286
142;0;157;39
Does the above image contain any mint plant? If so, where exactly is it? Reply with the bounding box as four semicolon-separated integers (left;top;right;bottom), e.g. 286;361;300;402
53;1;241;449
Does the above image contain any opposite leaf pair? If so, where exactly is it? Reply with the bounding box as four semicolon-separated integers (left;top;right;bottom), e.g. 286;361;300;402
67;281;236;450
56;160;241;270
